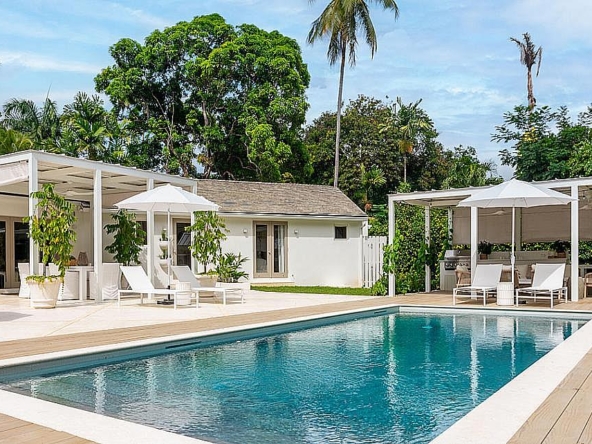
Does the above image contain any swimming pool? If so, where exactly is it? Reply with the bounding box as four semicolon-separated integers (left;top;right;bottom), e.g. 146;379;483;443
0;309;588;443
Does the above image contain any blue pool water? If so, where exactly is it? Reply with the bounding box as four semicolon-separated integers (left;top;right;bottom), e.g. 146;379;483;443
1;311;587;443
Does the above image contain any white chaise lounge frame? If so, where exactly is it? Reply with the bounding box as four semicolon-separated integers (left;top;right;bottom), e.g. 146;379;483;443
452;264;503;306
119;266;189;309
171;265;244;306
515;263;567;308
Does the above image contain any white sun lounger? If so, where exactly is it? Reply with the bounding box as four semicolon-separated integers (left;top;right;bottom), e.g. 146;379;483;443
453;264;503;306
171;265;244;306
119;265;189;309
515;263;567;308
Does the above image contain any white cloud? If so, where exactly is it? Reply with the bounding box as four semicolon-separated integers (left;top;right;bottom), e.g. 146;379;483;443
0;51;102;74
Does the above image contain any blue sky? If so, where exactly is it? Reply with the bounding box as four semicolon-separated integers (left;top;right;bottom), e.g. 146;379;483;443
1;1;591;179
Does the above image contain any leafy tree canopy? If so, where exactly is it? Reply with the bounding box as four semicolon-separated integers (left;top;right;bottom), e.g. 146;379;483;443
306;95;499;207
494;104;592;181
95;14;311;181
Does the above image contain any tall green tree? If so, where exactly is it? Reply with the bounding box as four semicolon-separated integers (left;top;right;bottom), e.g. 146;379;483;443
306;95;450;202
60;92;110;161
510;32;542;110
442;146;501;188
307;0;399;188
494;104;592;181
381;97;435;182
96;14;311;181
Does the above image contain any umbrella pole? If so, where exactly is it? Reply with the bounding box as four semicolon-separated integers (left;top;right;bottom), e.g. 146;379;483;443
511;206;515;286
167;209;171;289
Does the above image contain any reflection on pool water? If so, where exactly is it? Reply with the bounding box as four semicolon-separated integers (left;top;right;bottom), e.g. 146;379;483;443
1;311;588;444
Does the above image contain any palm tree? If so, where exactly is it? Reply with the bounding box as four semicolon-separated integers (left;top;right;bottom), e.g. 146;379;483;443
510;33;542;110
0;128;33;154
381;97;434;183
1;97;61;150
61;92;109;160
307;0;399;188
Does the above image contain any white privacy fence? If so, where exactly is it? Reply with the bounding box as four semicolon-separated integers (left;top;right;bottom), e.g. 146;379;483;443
363;236;387;288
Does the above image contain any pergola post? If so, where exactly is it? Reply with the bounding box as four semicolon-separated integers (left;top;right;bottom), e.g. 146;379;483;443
388;195;395;296
571;184;580;301
470;206;478;273
425;205;431;292
191;183;198;275
146;179;155;286
93;169;102;301
28;154;39;275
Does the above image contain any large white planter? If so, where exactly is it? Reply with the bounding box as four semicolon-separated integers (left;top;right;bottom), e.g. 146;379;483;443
28;278;62;309
196;275;218;288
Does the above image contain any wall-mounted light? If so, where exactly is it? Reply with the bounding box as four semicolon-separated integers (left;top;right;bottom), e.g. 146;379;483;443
294;229;299;235
243;228;248;234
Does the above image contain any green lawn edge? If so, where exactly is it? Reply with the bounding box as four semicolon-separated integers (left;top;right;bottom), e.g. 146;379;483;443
250;285;373;296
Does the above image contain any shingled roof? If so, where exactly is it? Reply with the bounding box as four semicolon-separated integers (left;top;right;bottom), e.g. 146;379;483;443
196;180;367;218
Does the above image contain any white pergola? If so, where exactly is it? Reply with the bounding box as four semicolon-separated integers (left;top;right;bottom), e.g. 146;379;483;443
387;177;592;301
0;150;198;300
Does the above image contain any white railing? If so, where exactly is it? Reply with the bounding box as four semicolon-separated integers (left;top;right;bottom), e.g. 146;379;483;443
363;236;387;288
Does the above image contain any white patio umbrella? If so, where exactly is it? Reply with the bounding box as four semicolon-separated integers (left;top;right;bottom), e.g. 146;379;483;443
458;179;576;285
115;184;219;287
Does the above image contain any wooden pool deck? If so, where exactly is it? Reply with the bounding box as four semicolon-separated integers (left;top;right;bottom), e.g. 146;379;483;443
2;292;592;443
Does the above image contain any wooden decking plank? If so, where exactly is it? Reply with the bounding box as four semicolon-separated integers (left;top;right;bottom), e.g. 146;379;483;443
542;386;592;443
557;352;592;390
577;415;592;444
507;388;576;443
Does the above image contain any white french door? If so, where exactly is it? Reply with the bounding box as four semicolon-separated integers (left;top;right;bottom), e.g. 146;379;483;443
254;222;287;278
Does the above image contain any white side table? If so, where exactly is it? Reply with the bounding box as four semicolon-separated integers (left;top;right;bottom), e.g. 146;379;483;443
497;282;515;306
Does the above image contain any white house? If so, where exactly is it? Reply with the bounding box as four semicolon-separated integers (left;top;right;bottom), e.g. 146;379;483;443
0;151;367;296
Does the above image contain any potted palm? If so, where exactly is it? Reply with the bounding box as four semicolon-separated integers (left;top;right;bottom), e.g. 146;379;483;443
23;184;77;308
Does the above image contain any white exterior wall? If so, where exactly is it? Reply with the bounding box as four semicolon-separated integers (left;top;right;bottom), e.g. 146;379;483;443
287;219;363;287
222;216;364;287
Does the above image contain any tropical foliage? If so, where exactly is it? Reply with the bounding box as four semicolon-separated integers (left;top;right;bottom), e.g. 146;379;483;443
104;210;146;266
23;183;77;277
187;211;228;273
95;14;311;181
494;104;592;181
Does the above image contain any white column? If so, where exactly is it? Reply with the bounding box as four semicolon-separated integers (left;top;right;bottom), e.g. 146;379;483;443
425;205;431;292
28;154;39;275
93;169;103;302
146;179;155;285
571;185;579;301
471;207;478;273
388;195;395;296
191;183;198;274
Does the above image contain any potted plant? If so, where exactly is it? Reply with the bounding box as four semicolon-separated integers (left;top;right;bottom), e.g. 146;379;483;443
104;210;146;266
216;252;249;283
187;211;228;286
478;241;493;260
23;183;77;308
551;240;569;258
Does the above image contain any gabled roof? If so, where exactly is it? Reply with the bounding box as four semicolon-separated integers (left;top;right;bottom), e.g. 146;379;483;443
196;179;367;218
